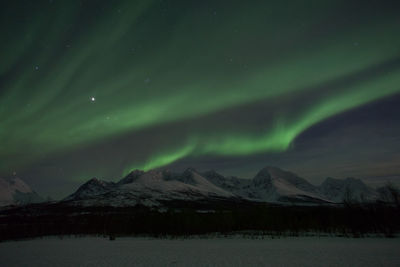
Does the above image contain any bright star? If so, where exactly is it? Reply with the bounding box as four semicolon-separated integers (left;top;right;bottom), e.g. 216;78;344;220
91;97;95;102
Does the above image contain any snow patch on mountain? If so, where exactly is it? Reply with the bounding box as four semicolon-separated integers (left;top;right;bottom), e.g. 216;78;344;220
0;176;43;206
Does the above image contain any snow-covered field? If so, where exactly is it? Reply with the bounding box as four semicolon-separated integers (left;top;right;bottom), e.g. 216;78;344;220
0;236;399;266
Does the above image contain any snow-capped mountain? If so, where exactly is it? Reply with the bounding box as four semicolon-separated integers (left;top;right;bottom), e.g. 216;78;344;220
0;176;43;206
63;166;380;207
64;169;237;207
320;177;377;203
202;167;328;203
64;178;116;201
244;166;328;203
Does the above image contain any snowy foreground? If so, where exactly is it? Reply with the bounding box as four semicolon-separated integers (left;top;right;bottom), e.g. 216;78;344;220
1;237;399;266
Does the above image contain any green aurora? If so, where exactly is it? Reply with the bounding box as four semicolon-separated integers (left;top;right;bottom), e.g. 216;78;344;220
1;0;400;180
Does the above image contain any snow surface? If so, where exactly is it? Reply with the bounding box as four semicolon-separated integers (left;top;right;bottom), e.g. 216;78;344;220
0;237;399;266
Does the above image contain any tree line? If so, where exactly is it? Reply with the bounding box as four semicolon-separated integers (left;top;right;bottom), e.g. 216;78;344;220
0;199;399;241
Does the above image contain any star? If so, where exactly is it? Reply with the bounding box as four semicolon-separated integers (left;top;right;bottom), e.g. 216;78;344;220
91;97;96;102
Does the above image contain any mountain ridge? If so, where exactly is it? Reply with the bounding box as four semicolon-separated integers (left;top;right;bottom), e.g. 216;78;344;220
62;166;382;207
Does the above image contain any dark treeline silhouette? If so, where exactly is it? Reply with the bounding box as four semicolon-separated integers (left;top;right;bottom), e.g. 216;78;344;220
1;199;399;241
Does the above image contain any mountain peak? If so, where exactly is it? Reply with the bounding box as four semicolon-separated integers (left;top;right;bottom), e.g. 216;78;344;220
253;166;290;185
202;170;227;185
86;177;106;185
177;168;198;185
0;176;43;206
118;170;144;185
255;166;292;178
130;169;145;175
251;166;321;201
320;176;375;202
64;177;114;201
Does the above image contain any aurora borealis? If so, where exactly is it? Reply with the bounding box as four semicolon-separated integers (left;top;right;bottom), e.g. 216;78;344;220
1;0;400;198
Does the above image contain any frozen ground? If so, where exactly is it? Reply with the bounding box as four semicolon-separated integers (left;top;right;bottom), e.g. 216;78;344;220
0;236;399;266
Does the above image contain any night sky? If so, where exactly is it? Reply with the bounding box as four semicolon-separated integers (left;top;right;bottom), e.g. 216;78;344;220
1;0;400;198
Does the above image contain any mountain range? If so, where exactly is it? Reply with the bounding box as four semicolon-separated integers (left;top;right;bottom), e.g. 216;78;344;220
2;166;393;208
62;166;380;208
